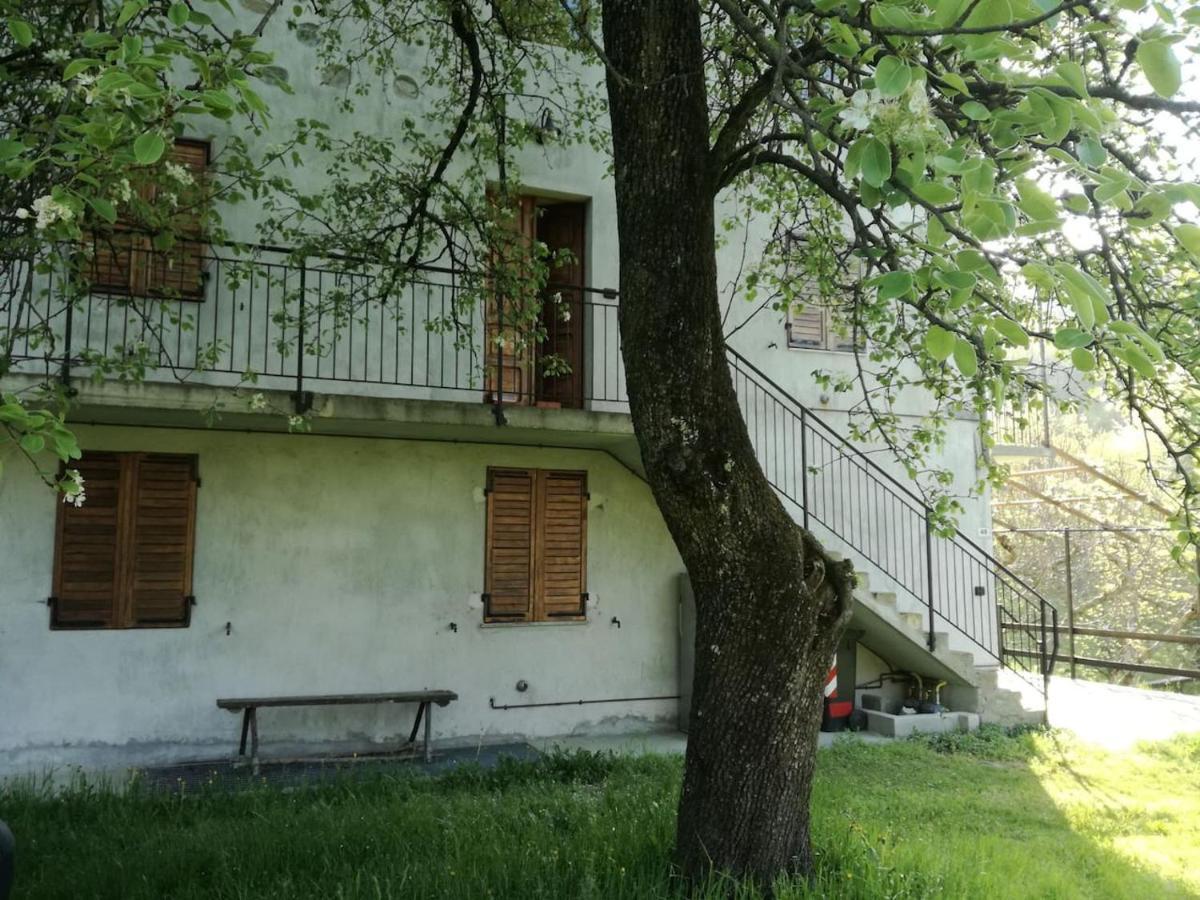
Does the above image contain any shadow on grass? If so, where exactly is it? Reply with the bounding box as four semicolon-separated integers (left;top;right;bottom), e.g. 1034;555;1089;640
2;730;1197;899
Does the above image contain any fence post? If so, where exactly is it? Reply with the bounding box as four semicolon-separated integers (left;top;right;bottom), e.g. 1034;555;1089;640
492;287;507;425
799;406;810;531
60;263;74;389
293;262;311;414
925;514;936;651
1064;528;1076;679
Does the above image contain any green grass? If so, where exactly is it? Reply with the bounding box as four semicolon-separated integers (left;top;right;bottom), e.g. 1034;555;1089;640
4;728;1199;899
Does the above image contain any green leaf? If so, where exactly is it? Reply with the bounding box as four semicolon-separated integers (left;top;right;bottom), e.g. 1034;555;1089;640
62;58;101;80
0;139;24;161
1055;61;1089;98
19;433;45;455
912;180;957;204
167;2;190;26
859;138;892;188
117;0;145;28
1120;344;1156;378
1071;347;1096;371
1174;223;1200;258
88;196;118;223
1137;39;1181;97
1053;328;1092;350
876;270;913;301
7;17;32;46
991;317;1029;347
960;100;991;121
925;326;956;362
133;132;165;164
875;56;912;98
952;338;979;377
1076;137;1107;167
1015;178;1059;222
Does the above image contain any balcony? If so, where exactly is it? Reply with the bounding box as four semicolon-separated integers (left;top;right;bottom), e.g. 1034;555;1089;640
3;241;630;436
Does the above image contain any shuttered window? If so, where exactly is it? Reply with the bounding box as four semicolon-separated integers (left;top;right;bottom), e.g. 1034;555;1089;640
483;467;587;622
51;451;198;630
786;299;860;352
88;138;210;300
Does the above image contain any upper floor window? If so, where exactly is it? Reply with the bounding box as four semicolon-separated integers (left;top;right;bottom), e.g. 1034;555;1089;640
51;451;198;630
483;467;588;623
786;300;860;353
87;138;211;301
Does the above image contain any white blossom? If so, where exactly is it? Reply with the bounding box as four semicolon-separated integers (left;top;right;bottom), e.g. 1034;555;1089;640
249;392;267;410
15;208;30;220
45;48;71;63
839;90;882;131
164;162;194;187
62;469;86;507
32;195;73;231
115;178;133;204
45;83;68;102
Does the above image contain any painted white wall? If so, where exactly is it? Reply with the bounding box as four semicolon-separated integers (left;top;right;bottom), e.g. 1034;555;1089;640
0;425;684;776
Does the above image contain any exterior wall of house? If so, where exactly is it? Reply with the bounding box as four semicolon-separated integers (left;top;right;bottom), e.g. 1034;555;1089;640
0;424;684;777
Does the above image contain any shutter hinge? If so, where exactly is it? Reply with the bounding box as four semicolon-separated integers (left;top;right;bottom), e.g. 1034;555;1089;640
195;477;202;489
46;595;57;607
187;595;197;606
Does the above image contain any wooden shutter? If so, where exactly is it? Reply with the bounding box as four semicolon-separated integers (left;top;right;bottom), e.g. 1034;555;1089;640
537;470;587;618
786;303;826;348
484;467;536;621
52;453;125;628
484;195;537;405
536;202;586;409
127;454;198;626
85;139;209;300
51;451;197;629
146;140;210;300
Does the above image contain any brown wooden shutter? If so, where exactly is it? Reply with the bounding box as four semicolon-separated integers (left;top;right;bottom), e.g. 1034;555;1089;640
484;194;537;405
51;451;197;629
126;454;197;626
536;470;587;618
786;304;826;348
51;453;125;628
146;140;210;300
484;467;536;621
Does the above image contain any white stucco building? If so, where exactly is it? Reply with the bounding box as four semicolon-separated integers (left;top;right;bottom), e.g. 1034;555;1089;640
0;6;1053;777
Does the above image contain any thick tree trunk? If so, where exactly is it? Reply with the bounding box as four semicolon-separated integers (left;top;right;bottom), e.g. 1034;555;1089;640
601;1;855;888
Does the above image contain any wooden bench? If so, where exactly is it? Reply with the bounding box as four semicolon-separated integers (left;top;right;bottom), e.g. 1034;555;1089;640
216;690;458;771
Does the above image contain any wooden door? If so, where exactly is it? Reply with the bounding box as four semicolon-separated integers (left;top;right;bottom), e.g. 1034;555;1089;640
536;202;586;408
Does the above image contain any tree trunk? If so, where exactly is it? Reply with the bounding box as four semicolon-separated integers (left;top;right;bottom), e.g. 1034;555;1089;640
601;1;855;888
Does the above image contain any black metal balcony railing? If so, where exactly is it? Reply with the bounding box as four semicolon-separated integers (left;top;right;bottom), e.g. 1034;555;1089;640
3;242;626;411
2;242;1057;692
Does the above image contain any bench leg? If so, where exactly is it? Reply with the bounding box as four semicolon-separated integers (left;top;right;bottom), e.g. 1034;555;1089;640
407;702;426;753
249;707;260;776
238;709;251;759
424;701;433;764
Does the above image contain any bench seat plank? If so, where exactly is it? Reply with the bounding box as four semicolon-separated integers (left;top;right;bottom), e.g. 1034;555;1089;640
216;690;457;710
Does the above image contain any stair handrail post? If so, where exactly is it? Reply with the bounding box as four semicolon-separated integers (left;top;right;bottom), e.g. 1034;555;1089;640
925;512;936;651
1063;527;1077;679
799;405;810;530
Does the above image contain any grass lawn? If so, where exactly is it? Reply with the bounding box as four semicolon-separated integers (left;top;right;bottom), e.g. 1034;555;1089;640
3;727;1199;899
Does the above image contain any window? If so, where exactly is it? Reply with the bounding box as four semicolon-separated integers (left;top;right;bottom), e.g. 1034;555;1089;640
51;451;198;629
483;467;587;623
88;138;211;300
484;193;588;408
785;300;859;352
